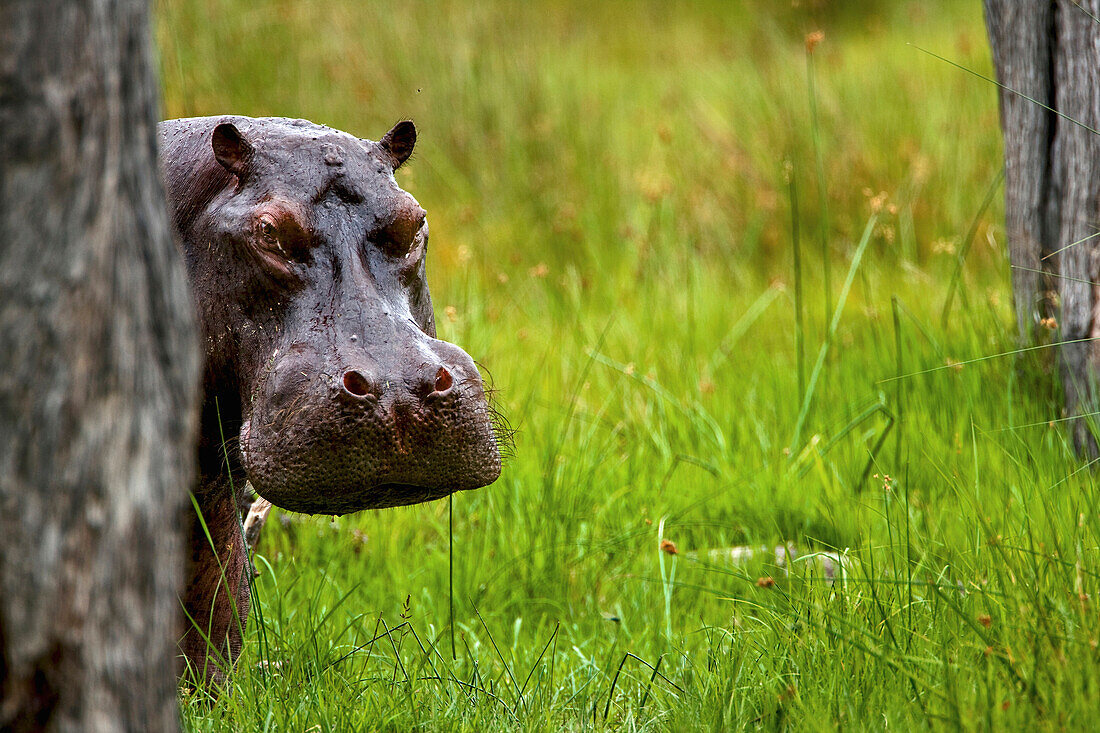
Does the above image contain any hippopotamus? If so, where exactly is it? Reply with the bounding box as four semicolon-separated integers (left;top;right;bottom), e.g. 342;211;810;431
158;116;502;683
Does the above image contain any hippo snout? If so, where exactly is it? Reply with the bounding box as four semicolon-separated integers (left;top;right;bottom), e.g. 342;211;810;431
241;338;502;515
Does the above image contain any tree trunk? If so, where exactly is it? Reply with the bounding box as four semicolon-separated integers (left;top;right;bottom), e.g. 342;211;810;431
0;1;199;730
984;0;1100;454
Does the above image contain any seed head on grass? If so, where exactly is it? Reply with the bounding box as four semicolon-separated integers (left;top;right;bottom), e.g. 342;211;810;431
932;238;958;255
866;189;889;214
659;538;678;555
805;30;824;54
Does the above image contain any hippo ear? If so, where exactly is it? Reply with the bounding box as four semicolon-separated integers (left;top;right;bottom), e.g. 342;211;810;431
212;123;253;177
379;120;416;169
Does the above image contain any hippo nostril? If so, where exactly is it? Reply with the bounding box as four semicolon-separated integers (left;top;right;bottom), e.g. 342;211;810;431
342;370;374;398
434;366;453;393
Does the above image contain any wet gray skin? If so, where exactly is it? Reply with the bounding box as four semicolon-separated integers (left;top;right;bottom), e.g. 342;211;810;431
161;115;503;684
160;116;502;515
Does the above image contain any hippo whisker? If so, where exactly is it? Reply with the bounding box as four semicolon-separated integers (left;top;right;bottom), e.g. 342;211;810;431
487;400;517;463
469;362;516;461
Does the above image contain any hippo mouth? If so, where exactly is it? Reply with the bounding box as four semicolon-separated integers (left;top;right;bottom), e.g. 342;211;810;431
238;386;502;515
331;482;456;510
239;421;460;511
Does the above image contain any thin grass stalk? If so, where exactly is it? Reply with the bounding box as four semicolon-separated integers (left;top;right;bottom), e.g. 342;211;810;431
789;161;806;404
806;41;832;324
790;214;878;451
449;494;455;661
940;167;1005;328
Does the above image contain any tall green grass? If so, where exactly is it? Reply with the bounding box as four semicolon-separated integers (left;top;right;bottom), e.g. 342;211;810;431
159;1;1100;729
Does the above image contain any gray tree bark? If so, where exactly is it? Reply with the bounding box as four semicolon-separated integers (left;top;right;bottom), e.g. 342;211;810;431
985;0;1100;453
0;1;199;731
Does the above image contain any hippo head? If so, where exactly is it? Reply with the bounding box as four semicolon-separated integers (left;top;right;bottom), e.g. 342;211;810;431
161;116;501;514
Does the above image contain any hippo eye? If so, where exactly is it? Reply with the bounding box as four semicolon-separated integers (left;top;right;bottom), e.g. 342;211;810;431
253;208;311;264
258;217;278;245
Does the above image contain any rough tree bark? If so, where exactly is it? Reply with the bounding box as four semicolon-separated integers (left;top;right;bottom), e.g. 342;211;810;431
984;0;1100;453
0;1;199;731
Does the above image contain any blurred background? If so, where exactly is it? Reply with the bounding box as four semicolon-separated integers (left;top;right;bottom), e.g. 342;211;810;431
158;2;1081;728
158;1;999;279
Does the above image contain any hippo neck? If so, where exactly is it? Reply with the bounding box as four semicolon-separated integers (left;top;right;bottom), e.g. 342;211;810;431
196;384;247;495
179;475;251;684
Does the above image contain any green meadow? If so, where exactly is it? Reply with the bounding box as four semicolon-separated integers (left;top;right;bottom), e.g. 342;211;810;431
158;1;1100;729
